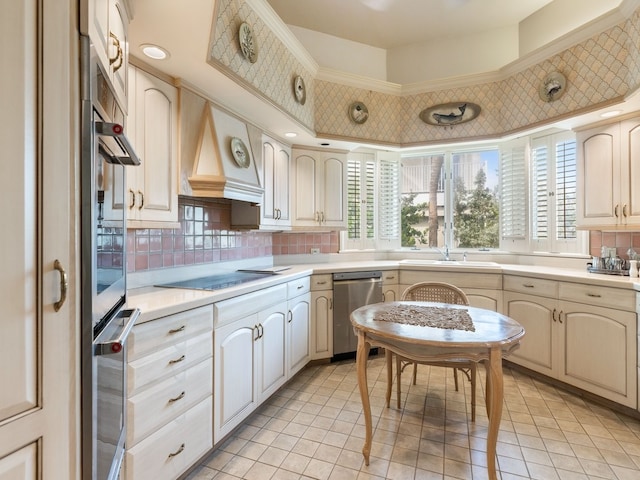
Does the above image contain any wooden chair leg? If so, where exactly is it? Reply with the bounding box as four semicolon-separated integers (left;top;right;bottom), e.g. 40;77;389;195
395;355;402;409
453;367;459;391
412;362;417;385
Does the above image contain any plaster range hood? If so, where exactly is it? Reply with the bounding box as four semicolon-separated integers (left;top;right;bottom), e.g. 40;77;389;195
188;103;263;204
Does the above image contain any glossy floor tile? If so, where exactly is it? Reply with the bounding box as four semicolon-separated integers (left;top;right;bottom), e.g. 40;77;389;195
186;355;640;479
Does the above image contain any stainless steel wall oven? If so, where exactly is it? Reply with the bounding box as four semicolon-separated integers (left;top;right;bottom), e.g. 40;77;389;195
80;35;140;480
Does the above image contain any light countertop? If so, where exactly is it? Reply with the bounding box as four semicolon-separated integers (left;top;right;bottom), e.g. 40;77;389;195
127;260;640;323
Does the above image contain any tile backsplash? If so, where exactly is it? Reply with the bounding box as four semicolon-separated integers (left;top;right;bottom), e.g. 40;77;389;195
126;196;340;273
589;230;640;258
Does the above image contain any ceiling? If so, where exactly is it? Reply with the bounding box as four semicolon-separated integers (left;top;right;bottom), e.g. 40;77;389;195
265;0;553;50
127;0;636;150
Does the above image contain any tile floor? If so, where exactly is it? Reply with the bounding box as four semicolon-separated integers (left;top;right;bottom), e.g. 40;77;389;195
186;355;640;480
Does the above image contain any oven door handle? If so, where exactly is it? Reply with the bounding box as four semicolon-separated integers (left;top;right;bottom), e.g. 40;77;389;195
94;308;140;356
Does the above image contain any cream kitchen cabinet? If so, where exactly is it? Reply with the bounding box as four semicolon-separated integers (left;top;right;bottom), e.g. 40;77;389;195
261;135;291;228
310;274;333;360
399;269;503;312
125;64;178;226
382;270;399;302
504;275;637;408
125;305;213;480
287;278;311;377
577;116;640;229
83;0;130;110
213;284;291;441
0;1;76;477
292;148;347;229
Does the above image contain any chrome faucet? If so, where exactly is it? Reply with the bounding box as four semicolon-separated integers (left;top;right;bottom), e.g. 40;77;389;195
435;245;450;261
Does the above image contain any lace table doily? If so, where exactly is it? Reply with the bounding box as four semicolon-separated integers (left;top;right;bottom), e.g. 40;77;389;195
375;305;475;332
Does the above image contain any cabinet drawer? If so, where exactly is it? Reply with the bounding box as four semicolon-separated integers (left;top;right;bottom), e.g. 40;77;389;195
288;277;310;297
125;396;212;480
310;274;332;291
382;270;399;284
129;305;213;360
503;275;558;297
128;332;212;394
560;282;636;311
127;359;212;446
400;270;502;290
214;284;287;328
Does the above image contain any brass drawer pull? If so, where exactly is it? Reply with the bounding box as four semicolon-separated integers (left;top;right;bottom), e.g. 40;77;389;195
168;443;185;458
168;391;185;404
523;284;535;288
587;293;602;298
168;325;185;334
316;280;327;285
168;355;185;365
386;275;396;280
53;259;68;312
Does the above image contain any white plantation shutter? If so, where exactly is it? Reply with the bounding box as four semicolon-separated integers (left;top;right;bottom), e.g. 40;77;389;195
531;142;549;240
378;157;400;241
500;142;527;240
347;159;361;240
555;139;577;240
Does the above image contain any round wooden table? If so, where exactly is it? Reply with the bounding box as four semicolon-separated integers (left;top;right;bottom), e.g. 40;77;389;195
350;301;525;480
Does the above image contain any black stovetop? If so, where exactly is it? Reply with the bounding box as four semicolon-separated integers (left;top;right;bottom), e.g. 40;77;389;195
158;271;275;291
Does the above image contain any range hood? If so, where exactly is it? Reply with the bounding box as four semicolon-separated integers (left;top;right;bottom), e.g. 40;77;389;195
188;103;263;204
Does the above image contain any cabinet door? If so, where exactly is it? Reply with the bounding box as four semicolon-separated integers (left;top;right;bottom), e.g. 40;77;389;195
560;301;637;408
311;291;333;359
108;0;128;110
620;118;640;225
288;293;310;377
503;292;557;377
128;66;178;225
577;123;619;227
258;305;287;401
262;138;291;227
294;153;318;224
214;317;257;440
0;1;75;476
320;154;347;226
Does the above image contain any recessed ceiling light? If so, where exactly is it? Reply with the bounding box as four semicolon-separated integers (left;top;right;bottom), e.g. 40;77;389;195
141;44;170;60
284;132;297;138
600;110;622;118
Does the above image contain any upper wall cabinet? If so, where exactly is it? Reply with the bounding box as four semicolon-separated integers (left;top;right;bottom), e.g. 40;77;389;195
85;0;130;110
292;148;347;230
261;135;291;229
126;65;179;227
577;116;640;229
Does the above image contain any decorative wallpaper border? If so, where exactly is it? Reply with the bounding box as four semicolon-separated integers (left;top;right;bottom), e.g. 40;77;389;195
208;1;640;147
208;0;315;131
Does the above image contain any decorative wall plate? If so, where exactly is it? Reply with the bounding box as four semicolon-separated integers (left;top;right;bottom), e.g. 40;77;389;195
349;101;369;124
238;22;258;63
419;102;481;126
293;75;306;105
539;71;566;102
230;137;251;168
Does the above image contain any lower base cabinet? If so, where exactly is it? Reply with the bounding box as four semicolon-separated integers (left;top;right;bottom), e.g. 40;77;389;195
214;280;311;442
125;305;213;480
125;396;212;480
504;276;637;409
310;274;333;360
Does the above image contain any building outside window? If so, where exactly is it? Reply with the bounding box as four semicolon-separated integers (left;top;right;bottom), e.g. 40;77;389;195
400;149;500;250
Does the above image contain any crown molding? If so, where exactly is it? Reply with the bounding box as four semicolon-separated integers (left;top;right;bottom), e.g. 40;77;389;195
315;68;402;95
247;0;319;75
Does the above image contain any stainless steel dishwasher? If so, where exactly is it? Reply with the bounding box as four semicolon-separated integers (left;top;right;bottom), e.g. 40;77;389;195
333;271;383;357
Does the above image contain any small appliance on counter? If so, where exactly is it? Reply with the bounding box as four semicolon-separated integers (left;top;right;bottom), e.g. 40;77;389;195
587;246;629;276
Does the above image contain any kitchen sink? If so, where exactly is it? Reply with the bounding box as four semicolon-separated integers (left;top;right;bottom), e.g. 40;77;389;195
399;259;499;267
